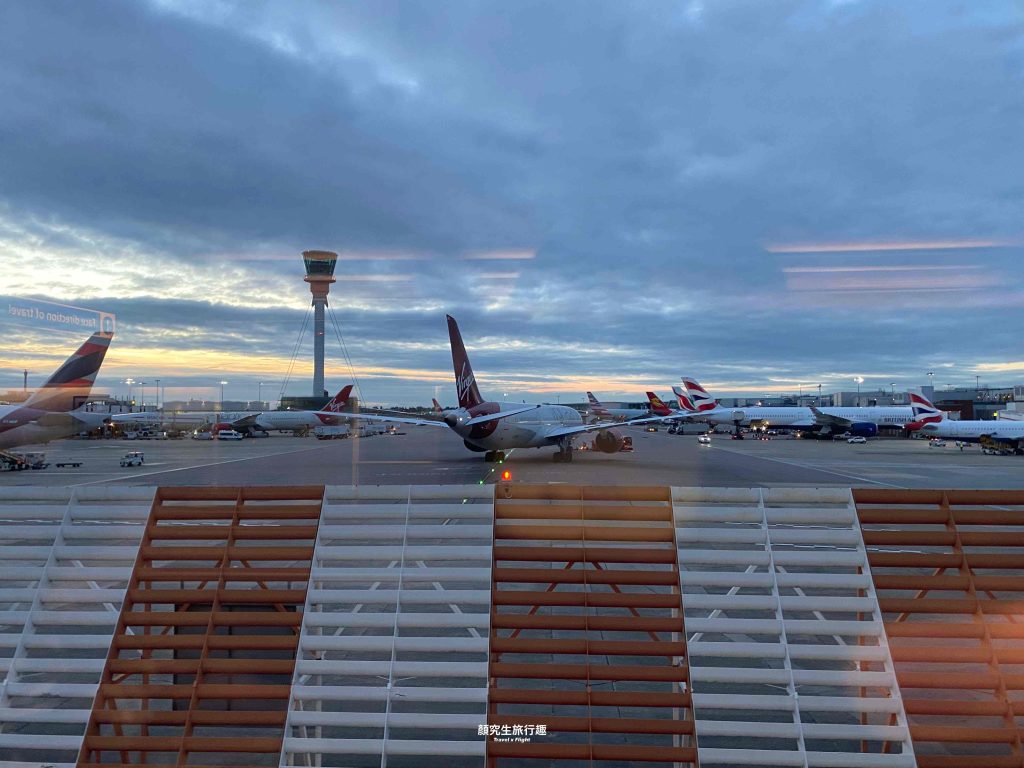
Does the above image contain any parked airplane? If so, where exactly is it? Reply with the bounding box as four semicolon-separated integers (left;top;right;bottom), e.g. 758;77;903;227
920;419;1024;454
112;386;354;434
679;378;943;437
586;392;651;421
324;316;659;462
0;332;113;450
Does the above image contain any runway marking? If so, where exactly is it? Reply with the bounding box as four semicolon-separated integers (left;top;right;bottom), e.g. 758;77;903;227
70;444;330;487
710;445;906;489
358;460;439;464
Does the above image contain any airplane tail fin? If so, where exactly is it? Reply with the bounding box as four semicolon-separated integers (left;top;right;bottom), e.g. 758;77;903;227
321;385;354;413
25;332;112;412
447;315;484;409
672;385;697;412
587;391;610;413
646;391;673;416
432;398;443;414
681;377;719;412
910;392;943;423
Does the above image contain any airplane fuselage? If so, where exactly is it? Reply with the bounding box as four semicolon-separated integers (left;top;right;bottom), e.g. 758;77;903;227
921;420;1024;444
449;402;586;450
695;405;933;430
0;404;108;450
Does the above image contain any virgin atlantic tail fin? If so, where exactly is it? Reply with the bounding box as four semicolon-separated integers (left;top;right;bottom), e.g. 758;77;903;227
321;385;354;413
447;315;484;409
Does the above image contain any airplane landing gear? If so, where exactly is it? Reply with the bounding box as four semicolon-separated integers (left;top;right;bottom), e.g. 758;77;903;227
484;451;506;463
553;441;574;463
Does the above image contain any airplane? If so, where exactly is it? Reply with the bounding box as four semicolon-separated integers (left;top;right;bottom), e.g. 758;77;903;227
320;315;660;462
678;378;944;437
113;386;354;434
585;392;652;421
919;419;1024;454
0;332;113;450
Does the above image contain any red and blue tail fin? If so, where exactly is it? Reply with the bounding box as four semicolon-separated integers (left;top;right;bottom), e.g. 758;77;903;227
672;385;697;412
681;378;719;412
909;392;943;423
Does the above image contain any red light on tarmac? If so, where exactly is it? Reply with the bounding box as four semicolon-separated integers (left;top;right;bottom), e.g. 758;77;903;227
501;470;512;481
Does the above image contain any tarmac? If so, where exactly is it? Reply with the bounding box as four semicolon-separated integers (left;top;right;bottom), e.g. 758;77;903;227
2;425;1022;489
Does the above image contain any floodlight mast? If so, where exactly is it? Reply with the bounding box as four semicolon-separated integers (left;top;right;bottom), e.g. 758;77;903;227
302;250;338;398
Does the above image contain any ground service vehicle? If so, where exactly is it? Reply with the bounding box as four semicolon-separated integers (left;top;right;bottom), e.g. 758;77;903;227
847;436;867;444
120;451;145;467
216;430;244;441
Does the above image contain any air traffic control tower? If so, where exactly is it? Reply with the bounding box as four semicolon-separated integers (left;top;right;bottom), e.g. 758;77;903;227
302;250;337;397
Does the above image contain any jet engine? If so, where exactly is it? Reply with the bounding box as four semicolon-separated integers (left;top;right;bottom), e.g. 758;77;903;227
848;422;879;437
593;429;626;453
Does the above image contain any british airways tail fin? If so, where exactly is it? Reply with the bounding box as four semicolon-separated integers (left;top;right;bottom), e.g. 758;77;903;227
671;385;697;412
681;377;719;412
909;392;943;423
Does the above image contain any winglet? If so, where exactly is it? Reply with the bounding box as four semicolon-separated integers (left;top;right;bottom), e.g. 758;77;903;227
447;315;484;409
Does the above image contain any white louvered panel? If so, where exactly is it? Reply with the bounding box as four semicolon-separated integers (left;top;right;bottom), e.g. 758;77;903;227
281;484;493;768
0;486;153;767
673;486;915;768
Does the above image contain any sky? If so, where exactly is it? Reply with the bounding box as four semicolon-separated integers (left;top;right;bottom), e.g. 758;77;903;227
1;0;1022;407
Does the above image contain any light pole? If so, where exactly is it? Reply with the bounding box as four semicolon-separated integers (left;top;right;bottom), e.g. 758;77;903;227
220;381;228;412
890;382;895;401
258;381;263;410
927;371;934;392
155;379;161;409
854;377;864;406
817;383;822;406
125;378;135;407
139;381;146;408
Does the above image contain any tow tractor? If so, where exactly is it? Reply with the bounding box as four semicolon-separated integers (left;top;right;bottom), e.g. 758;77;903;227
1;449;49;471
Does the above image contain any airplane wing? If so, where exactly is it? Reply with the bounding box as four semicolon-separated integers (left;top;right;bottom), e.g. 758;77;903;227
314;411;449;428
809;406;855;429
229;413;265;428
464;405;541;426
544;416;664;440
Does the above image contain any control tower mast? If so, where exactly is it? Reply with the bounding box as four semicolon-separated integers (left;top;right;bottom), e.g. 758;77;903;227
302;250;338;398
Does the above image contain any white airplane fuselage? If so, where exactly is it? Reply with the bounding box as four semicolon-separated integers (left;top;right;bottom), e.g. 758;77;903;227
695;405;931;429
448;402;586;450
921;420;1024;442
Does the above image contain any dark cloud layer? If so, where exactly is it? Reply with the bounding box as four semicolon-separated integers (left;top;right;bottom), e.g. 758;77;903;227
1;0;1022;402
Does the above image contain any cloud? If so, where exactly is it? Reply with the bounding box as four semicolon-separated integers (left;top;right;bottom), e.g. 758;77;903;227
0;0;1022;403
